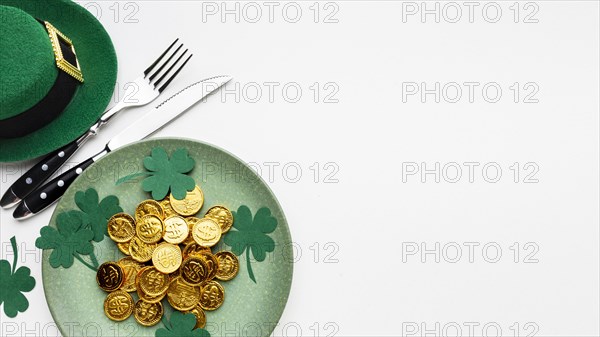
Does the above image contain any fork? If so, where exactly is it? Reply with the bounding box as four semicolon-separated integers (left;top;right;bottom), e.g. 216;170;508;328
0;39;193;209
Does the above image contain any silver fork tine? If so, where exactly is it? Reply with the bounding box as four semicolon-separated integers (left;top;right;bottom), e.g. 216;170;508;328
154;49;188;88
149;43;183;82
158;54;193;93
144;38;179;77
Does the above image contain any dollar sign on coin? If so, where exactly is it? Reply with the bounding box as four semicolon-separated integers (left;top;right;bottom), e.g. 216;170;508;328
192;218;222;247
180;256;209;285
133;300;163;327
97;262;125;292
107;213;135;243
199;280;225;311
136;214;164;244
139;266;170;296
163;216;189;244
152;243;182;274
214;251;239;281
104;290;133;321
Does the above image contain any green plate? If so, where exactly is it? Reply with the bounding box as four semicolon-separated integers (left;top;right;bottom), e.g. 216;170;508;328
42;138;293;337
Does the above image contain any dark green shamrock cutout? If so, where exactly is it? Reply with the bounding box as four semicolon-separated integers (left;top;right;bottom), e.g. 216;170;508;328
75;188;122;242
117;147;195;200
143;147;195;200
36;210;98;271
224;205;277;283
156;311;210;337
0;237;36;318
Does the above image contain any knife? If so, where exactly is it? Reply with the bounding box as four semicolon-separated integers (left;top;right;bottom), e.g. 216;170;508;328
13;75;232;220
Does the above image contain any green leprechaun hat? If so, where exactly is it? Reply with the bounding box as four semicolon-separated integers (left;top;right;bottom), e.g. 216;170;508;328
0;0;117;162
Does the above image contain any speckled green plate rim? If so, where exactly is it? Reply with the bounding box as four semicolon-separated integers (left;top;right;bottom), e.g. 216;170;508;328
42;137;293;337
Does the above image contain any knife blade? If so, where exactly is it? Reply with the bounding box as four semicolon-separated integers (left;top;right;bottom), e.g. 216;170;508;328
13;75;232;220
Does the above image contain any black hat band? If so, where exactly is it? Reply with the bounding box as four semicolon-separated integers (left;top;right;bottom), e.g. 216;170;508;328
0;20;83;139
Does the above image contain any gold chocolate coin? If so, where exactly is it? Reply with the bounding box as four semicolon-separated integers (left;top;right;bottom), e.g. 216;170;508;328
167;276;201;311
160;197;177;218
117;241;131;256
163;215;189;244
137;287;166;303
97;262;125;292
180;256;209;285
129;236;157;263
135;200;164;222
136;214;164;244
107;213;135;243
139;266;170;296
182;241;211;258
118;257;144;292
135;267;167;303
182;217;201;245
169;266;182;282
135;266;152;284
199;280;225;311
152;242;182;274
214;251;239;281
205;206;234;233
192;217;222;247
133;300;163;327
186;304;207;329
198;252;219;281
104;290;133;321
170;186;204;216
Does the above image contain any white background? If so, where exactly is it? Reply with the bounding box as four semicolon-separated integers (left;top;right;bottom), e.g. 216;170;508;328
1;1;599;336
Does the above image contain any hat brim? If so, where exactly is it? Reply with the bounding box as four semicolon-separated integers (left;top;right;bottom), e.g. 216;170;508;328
0;0;117;162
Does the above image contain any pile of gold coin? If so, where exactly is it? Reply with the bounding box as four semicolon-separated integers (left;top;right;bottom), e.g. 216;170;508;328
97;185;239;327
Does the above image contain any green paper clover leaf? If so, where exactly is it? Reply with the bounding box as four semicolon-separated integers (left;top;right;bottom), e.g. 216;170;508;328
0;237;36;318
223;206;277;283
142;147;196;200
35;211;96;269
75;188;122;242
156;311;210;337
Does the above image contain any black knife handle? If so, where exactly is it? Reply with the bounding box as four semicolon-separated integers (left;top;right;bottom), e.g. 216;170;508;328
15;158;95;217
13;147;110;219
11;141;79;200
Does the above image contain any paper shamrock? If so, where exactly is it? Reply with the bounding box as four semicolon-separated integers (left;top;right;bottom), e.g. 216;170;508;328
156;311;211;337
117;147;196;200
75;188;122;242
0;237;36;318
35;188;120;271
223;206;277;283
36;211;98;271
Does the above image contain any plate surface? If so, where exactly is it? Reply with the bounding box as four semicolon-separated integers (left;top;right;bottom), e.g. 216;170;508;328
42;138;293;337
